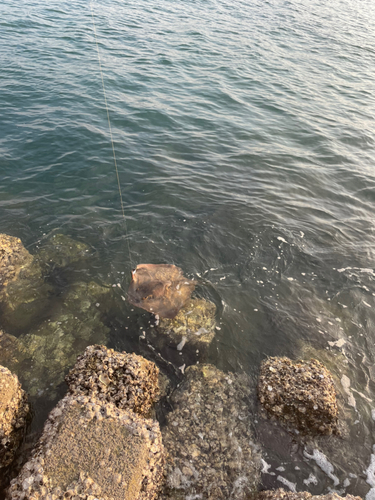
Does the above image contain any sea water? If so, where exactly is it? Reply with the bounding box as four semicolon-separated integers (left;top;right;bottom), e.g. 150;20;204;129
1;0;375;496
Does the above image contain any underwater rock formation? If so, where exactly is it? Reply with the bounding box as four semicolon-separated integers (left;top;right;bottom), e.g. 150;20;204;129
0;233;93;333
0;234;53;333
6;394;165;500
154;297;216;359
0;282;112;400
66;345;160;417
161;364;261;500
258;357;339;436
257;488;361;500
16;282;112;399
0;330;26;373
127;264;196;318
34;233;91;270
0;365;29;470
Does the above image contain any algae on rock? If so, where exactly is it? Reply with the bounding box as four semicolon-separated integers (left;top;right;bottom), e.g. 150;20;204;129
15;281;112;399
161;364;261;500
34;233;91;269
6;394;165;500
155;297;217;356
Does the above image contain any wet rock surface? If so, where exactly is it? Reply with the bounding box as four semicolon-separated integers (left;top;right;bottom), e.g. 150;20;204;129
34;233;91;269
6;394;165;500
258;357;339;436
66;345;160;417
155;297;216;355
0;234;34;289
161;363;261;500
0;235;52;333
0;281;112;401
0;365;29;470
257;488;361;500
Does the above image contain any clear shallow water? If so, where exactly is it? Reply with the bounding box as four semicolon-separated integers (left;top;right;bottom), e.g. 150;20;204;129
1;0;375;496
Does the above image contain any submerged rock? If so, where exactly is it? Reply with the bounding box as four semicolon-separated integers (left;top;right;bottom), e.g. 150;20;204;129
157;297;216;352
0;235;52;333
258;357;339;436
18;317;109;399
257;488;361;500
0;330;26;372
161;364;261;499
66;345;160;417
0;282;111;400
6;394;165;500
16;282;112;399
35;233;91;269
0;365;29;470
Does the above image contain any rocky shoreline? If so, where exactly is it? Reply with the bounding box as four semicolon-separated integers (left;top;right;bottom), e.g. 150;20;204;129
0;233;365;499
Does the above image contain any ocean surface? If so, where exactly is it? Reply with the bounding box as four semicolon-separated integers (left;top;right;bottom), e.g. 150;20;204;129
1;0;375;496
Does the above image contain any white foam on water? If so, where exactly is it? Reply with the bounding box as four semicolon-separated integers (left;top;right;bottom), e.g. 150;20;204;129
177;337;187;351
304;449;339;486
303;473;318;486
343;478;351;488
365;445;375;500
328;339;346;348
276;466;285;472
341;375;357;409
261;459;275;475
277;475;297;492
277;236;288;244
371;410;375;421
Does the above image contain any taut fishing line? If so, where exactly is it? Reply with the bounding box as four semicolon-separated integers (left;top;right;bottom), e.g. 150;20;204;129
90;1;132;269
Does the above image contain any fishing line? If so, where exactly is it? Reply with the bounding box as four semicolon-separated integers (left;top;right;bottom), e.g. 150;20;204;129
90;1;132;269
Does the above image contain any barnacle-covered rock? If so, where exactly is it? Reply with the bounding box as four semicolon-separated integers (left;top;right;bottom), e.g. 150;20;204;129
6;394;165;500
0;235;52;333
161;364;261;499
257;488;361;500
258;357;339;436
34;233;91;269
156;297;216;353
0;234;33;289
66;345;160;417
0;366;29;470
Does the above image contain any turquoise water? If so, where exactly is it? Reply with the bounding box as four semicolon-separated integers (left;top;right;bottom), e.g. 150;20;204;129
1;0;375;495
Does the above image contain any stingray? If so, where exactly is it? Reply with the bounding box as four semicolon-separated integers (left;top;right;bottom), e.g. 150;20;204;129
127;263;196;318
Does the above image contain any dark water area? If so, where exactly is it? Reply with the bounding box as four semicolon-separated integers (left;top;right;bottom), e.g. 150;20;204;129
1;0;375;496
